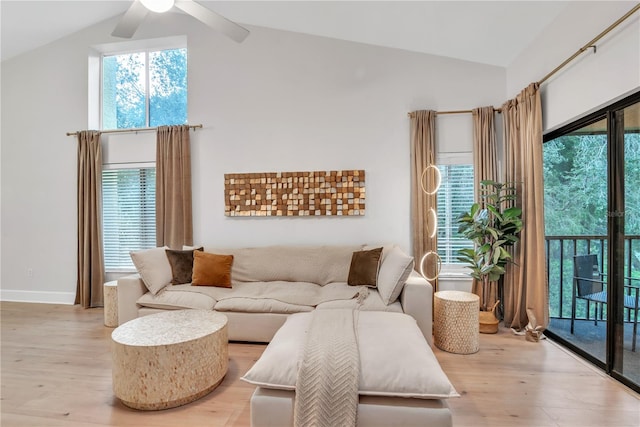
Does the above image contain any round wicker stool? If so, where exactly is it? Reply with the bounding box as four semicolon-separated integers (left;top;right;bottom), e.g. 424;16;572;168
434;290;479;354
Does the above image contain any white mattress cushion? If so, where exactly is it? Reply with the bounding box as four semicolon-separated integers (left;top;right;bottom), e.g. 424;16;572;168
242;311;458;399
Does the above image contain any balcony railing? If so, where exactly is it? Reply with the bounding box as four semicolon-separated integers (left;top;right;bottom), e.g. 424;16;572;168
545;235;640;320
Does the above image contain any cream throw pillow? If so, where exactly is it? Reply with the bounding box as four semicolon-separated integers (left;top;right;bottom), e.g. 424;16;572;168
376;246;414;305
130;246;172;295
242;311;458;399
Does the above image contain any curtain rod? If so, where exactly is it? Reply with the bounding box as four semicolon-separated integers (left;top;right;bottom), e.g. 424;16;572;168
407;3;640;118
407;108;501;118
539;3;640;84
66;124;203;137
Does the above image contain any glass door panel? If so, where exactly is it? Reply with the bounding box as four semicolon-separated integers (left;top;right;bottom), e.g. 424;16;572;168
620;101;640;385
544;117;608;365
544;92;640;393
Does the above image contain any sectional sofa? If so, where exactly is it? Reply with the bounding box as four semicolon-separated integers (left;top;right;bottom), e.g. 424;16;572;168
116;244;433;343
115;244;456;426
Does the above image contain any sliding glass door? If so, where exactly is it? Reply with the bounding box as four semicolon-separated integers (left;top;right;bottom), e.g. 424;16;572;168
543;92;639;392
617;100;639;387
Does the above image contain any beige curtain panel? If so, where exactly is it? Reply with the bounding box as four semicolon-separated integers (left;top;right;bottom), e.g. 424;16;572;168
410;110;438;281
501;83;549;332
76;130;105;308
471;106;499;310
156;125;194;249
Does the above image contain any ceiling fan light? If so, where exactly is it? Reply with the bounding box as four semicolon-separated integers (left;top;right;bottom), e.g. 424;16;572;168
140;0;175;13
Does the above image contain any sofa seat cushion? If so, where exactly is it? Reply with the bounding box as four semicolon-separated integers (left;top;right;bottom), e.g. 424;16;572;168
214;298;314;314
316;290;403;313
242;311;458;399
167;281;367;308
136;288;216;310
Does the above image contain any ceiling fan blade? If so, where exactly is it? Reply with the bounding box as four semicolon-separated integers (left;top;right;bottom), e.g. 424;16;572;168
112;0;149;38
175;0;249;43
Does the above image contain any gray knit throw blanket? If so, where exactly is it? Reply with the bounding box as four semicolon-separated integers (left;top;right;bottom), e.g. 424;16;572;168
294;309;360;427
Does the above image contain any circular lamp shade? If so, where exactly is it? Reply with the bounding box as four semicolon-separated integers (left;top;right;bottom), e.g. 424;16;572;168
420;164;441;195
141;0;175;13
419;251;442;281
427;207;438;238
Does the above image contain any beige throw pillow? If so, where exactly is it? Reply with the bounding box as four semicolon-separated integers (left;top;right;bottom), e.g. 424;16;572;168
130;246;172;295
377;246;415;305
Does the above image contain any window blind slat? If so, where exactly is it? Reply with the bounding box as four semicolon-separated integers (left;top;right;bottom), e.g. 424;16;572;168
436;164;474;264
102;168;156;270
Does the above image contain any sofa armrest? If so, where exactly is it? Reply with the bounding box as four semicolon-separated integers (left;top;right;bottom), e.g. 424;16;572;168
400;271;433;346
117;274;147;325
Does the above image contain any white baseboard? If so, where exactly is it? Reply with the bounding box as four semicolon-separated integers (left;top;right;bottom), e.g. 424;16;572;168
0;289;76;305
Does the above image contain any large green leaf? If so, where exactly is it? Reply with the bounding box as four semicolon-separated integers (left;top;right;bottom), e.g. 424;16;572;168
503;207;522;218
454;179;523;287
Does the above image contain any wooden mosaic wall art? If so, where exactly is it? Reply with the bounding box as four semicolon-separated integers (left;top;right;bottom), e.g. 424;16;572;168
224;170;365;217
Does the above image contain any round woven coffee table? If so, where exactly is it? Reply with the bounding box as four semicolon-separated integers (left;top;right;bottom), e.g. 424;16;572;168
434;290;479;354
111;310;228;410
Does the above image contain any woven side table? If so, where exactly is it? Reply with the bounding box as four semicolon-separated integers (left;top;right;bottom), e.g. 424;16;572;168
434;290;479;354
103;281;118;327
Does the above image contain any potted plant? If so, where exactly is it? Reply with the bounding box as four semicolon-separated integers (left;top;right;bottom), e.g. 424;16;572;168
456;180;523;332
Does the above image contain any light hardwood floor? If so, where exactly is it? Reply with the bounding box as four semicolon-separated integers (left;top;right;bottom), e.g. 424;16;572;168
1;302;638;427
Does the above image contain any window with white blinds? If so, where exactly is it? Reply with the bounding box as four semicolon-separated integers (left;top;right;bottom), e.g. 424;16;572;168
102;167;156;271
436;164;474;264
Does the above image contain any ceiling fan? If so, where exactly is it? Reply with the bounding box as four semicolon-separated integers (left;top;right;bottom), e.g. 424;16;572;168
112;0;249;43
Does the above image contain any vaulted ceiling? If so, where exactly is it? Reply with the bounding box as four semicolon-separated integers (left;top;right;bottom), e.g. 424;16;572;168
1;1;574;65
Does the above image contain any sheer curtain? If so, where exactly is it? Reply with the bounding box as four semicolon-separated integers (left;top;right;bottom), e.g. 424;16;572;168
156;125;193;249
472;106;499;310
76;130;105;308
501;83;549;332
410;110;438;280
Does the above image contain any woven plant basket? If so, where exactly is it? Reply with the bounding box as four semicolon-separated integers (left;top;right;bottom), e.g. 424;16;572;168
479;300;500;334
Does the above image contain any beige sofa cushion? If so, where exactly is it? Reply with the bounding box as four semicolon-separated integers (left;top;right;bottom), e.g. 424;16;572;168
136;288;216;310
214;298;314;314
316;290;403;313
166;281;366;307
242;311;458;399
203;245;363;285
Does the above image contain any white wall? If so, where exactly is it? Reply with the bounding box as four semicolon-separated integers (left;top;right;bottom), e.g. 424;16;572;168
507;1;640;132
1;12;504;303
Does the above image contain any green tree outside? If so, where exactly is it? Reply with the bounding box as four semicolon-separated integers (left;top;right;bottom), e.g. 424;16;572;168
544;132;640;319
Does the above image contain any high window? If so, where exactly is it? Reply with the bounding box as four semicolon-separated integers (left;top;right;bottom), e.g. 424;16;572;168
96;40;187;271
436;164;475;264
102;47;187;129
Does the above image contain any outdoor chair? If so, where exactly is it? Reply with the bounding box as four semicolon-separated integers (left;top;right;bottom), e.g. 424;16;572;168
572;254;639;352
